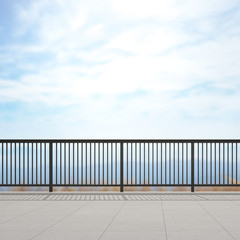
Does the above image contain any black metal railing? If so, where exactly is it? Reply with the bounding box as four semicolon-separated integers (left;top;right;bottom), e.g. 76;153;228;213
0;140;239;192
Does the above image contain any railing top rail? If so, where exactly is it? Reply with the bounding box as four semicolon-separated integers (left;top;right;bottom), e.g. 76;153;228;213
0;139;240;143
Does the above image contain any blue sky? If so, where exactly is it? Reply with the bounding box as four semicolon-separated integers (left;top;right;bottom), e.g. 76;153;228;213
0;0;240;139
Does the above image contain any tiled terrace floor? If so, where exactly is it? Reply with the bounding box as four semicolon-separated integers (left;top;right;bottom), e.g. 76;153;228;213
1;192;240;240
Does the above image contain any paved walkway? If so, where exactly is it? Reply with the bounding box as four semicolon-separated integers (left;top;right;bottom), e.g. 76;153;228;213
0;192;240;240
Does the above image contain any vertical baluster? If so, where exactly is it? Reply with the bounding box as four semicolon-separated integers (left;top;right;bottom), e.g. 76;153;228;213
228;143;230;185
73;143;75;185
32;143;33;185
28;143;29;184
161;143;163;185
148;143;150;184
191;143;194;192
10;143;12;185
236;143;238;185
19;143;21;184
232;142;233;185
202;143;204;184
174;143;175;184
94;143;96;185
186;143;188;184
40;143;42;185
214;143;217;185
206;143;208;184
60;143;62;185
86;143;87;184
198;143;199;185
69;143;70;185
81;143;83;185
135;143;137;185
120;142;123;192
165;143;167;184
178;143;179;185
116;143;118;185
90;143;91;185
111;142;113;185
1;143;3;184
131;143;133;185
98;143;100;185
77;143;79;185
14;142;17;184
169;143;171;185
49;142;53;192
107;143;108;185
223;143;225;184
140;143;141;185
219;143;221;184
56;143;58;185
127;143;128;185
102;143;104;185
210;143;212;185
182;143;184;184
157;143;158;184
152;143;154;184
23;143;25;185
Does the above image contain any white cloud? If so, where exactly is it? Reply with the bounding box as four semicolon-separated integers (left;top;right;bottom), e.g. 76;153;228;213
111;0;239;21
0;0;240;138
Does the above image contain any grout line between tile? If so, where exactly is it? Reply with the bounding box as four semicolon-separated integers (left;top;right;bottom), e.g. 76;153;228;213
98;202;126;240
197;201;237;240
161;201;168;240
0;201;52;225
30;202;89;240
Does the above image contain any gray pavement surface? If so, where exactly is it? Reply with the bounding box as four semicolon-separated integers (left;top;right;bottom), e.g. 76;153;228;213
0;192;240;240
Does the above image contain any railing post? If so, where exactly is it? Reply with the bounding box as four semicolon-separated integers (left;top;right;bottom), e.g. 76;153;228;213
191;142;194;192
49;142;53;192
120;142;124;192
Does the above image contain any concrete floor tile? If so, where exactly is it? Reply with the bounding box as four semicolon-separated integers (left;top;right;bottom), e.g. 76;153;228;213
30;202;87;216
229;231;240;239
1;193;240;240
33;230;102;240
51;217;112;231
0;230;41;240
109;220;166;232
167;230;233;240
165;219;223;231
100;231;167;240
216;220;240;233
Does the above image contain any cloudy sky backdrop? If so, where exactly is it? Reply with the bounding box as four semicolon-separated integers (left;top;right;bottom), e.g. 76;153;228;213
0;0;240;139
